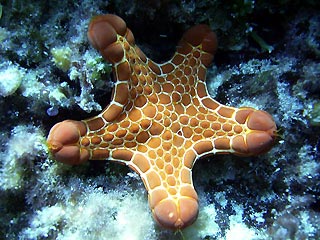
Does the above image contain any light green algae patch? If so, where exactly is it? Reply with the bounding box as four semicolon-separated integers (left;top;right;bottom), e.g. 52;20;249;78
51;47;72;72
309;102;320;126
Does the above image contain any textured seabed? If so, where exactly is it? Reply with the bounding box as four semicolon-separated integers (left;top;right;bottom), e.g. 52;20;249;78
0;1;319;239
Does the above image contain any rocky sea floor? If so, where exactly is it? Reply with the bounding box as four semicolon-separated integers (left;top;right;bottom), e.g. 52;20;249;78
0;1;319;239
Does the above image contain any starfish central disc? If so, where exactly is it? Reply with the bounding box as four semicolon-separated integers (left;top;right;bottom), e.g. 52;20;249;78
47;14;277;230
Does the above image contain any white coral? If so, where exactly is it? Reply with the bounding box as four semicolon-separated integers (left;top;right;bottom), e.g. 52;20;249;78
0;63;25;97
0;125;45;190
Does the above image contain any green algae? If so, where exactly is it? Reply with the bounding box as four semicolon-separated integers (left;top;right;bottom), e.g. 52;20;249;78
310;102;320;126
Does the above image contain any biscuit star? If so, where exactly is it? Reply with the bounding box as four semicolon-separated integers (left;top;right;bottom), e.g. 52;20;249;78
47;14;277;230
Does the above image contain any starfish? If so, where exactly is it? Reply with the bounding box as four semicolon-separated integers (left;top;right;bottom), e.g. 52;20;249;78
47;14;277;230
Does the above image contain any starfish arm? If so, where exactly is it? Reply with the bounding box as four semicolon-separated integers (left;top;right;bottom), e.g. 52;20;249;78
87;15;133;122
231;108;277;155
87;14;132;63
181;107;277;170
157;24;218;83
176;24;217;67
47;120;89;165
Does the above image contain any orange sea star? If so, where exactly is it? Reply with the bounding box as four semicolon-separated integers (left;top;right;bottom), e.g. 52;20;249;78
47;14;277;230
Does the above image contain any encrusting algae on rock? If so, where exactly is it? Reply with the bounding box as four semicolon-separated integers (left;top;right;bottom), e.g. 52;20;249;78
0;62;25;97
47;14;277;230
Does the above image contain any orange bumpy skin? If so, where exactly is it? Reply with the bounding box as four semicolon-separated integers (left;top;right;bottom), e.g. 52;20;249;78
47;14;277;230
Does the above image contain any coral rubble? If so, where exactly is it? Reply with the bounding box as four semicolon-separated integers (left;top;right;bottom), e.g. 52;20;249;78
0;0;319;239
